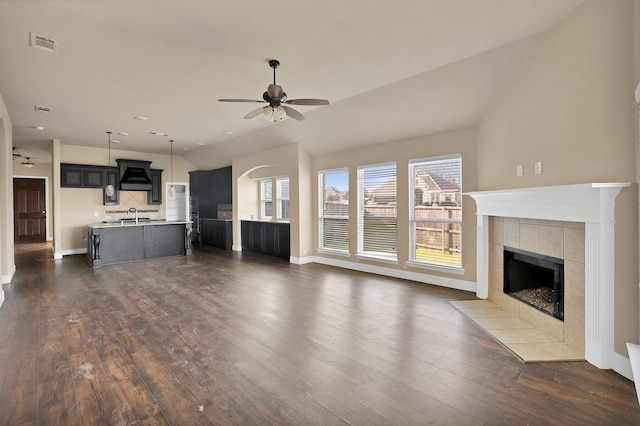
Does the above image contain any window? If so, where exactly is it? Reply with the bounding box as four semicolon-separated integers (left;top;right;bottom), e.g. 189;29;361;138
276;177;290;220
409;155;462;269
319;168;349;252
260;179;272;219
357;162;397;261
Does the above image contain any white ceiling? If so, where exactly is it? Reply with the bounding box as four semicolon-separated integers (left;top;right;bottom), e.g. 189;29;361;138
0;0;584;169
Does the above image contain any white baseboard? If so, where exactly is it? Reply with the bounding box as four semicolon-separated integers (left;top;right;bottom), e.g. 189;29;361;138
0;289;4;310
611;350;634;381
1;264;16;284
312;256;476;292
61;248;87;256
290;256;314;265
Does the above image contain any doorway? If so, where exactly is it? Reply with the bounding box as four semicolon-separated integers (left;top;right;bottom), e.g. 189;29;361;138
13;178;47;243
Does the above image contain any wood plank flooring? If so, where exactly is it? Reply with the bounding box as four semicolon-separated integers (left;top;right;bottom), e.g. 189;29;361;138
1;242;639;425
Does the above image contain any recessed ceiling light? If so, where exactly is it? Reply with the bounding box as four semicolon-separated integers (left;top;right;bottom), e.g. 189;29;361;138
222;131;233;135
111;140;120;144
117;132;129;136
196;142;204;146
32;126;45;131
34;105;51;113
134;116;148;121
149;131;169;136
182;148;190;151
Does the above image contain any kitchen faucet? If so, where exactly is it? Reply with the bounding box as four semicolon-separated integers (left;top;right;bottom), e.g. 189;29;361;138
128;207;138;224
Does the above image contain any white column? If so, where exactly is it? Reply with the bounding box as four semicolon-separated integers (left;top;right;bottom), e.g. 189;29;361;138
584;220;616;369
476;214;489;299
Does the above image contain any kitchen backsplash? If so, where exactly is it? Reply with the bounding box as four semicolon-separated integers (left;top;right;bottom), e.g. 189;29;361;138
104;191;161;222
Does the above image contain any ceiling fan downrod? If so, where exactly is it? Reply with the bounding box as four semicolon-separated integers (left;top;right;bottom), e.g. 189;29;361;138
269;59;280;85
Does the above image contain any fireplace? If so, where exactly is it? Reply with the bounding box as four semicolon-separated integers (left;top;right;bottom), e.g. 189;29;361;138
503;247;564;321
466;182;629;372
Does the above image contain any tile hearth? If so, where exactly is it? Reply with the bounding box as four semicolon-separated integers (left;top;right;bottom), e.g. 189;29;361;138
450;299;584;362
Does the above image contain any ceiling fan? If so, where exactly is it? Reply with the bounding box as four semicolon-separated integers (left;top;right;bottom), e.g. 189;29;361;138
12;148;35;167
219;59;329;122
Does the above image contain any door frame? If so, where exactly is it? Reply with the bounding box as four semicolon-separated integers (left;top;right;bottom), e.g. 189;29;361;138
13;175;51;241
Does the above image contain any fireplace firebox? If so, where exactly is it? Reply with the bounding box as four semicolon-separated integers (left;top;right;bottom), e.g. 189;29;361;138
503;247;564;321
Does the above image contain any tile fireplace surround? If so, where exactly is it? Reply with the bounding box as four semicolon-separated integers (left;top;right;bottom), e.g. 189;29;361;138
466;183;631;378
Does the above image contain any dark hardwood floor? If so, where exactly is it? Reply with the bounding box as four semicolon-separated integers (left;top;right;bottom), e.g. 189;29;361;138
1;242;639;425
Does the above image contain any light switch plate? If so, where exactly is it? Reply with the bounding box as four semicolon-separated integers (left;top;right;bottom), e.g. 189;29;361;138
516;164;523;177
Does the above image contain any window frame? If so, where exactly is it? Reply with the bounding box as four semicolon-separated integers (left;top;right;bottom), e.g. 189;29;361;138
318;167;350;256
407;154;463;274
356;161;398;264
276;177;290;221
260;178;273;220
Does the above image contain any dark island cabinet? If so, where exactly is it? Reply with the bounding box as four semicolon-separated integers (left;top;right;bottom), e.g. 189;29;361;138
87;222;191;268
241;220;290;260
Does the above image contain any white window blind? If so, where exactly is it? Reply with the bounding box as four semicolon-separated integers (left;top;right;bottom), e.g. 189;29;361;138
409;155;462;268
260;179;272;219
319;168;349;252
357;162;397;261
276;177;290;220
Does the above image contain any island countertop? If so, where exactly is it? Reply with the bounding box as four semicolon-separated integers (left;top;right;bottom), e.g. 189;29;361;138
88;220;192;229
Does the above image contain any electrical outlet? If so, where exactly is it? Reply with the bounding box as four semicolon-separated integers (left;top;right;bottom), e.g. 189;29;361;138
535;161;543;175
516;164;523;177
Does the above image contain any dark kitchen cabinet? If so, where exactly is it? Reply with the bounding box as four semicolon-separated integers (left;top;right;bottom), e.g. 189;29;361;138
62;163;161;207
200;219;232;250
83;168;103;187
103;169;120;205
189;166;232;219
61;165;84;187
241;220;290;260
147;169;162;205
61;164;104;188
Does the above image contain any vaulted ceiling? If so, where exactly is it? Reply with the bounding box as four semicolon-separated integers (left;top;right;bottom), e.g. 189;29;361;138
0;0;584;169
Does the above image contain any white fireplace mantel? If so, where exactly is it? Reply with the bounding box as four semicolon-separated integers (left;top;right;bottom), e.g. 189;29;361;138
466;183;630;370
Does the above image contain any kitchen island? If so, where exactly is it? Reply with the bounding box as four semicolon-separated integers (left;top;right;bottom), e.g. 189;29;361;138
87;220;192;268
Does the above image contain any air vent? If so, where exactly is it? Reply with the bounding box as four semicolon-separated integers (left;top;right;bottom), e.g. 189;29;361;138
34;105;51;113
30;32;58;53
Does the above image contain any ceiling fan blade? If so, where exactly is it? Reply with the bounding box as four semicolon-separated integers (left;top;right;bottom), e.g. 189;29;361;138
218;98;266;103
267;84;283;99
281;105;305;120
244;106;266;119
285;98;329;106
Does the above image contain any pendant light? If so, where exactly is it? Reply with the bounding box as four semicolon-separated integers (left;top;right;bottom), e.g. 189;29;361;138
168;139;175;197
105;131;115;197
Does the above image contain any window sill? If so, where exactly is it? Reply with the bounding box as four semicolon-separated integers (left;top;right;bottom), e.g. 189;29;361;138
406;260;464;275
317;248;350;257
356;253;398;265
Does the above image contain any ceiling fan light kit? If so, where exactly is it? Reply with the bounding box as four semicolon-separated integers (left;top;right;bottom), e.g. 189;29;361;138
219;59;329;122
21;157;35;168
264;105;288;122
